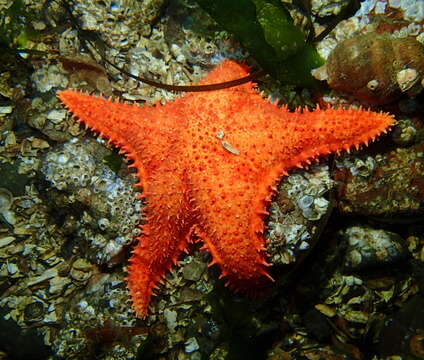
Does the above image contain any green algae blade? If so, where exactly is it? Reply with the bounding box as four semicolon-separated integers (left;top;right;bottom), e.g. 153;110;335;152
194;0;324;87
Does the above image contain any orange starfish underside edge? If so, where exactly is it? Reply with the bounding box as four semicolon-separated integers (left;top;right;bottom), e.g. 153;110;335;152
58;60;395;318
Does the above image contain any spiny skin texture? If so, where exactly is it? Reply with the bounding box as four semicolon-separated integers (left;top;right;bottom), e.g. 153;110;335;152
58;60;395;318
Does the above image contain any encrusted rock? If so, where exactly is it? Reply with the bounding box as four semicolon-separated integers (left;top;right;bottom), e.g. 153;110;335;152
266;164;334;265
340;226;408;270
311;0;350;17
335;143;424;216
41;137;142;266
391;117;422;146
320;33;424;105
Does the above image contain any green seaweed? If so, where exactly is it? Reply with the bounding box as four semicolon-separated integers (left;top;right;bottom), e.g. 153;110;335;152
0;0;39;50
254;0;305;59
193;0;324;87
103;152;124;174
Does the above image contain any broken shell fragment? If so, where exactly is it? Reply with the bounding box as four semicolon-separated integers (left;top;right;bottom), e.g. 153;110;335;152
220;140;240;155
396;68;419;92
0;188;15;225
0;187;13;211
70;259;93;283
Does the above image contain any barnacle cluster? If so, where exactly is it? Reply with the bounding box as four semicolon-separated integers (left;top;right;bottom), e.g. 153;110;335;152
266;164;334;265
391;117;420;146
31;64;69;93
336;155;377;178
41;137;142;266
341;226;408;270
51;272;142;360
335;144;424;216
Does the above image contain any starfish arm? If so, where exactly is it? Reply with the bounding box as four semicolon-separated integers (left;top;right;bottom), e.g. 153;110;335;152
192;176;274;291
185;123;276;291
127;165;193;318
278;107;395;168
58;90;185;193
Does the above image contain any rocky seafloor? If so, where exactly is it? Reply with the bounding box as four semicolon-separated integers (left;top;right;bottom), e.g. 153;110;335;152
1;0;424;359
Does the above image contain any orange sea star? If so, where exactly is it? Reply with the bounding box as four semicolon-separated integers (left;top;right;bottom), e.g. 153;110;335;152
58;60;395;318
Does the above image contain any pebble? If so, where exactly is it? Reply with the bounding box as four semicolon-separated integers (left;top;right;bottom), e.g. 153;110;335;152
27;268;58;286
0;106;13;114
164;308;178;333
46;109;67;124
185;337;200;353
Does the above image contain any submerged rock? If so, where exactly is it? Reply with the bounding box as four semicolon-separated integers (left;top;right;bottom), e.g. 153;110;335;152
318;34;424;105
335;143;424;217
340;226;408;271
